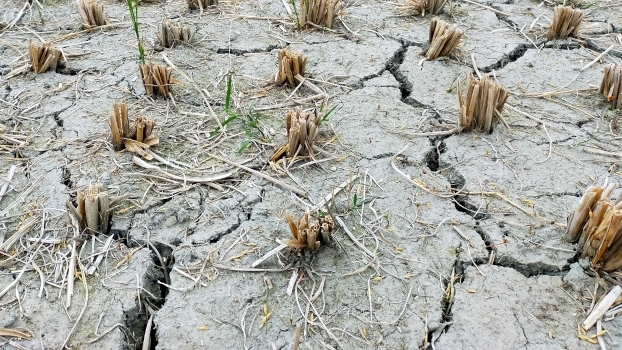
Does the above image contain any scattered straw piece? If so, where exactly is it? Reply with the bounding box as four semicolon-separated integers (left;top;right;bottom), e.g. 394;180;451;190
76;0;106;29
28;40;61;74
276;49;307;86
394;0;447;16
425;18;463;60
599;64;622;109
298;0;339;29
548;6;583;39
109;100;159;158
157;19;193;48
139;62;180;97
457;74;508;133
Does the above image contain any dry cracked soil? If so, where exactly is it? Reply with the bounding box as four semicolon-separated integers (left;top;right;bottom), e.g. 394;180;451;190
1;0;622;349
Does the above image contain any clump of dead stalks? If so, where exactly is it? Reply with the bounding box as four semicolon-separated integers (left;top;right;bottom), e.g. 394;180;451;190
599;64;621;109
76;0;106;29
394;0;447;16
276;49;307;86
297;0;339;29
457;74;508;133
548;5;583;39
187;0;217;11
66;184;111;234
283;211;334;251
271;107;322;162
28;40;62;74
567;183;622;271
109;101;159;159
425;18;463;60
139;63;179;97
157;19;193;48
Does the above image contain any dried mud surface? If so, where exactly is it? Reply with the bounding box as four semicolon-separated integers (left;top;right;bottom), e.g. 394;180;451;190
1;0;622;349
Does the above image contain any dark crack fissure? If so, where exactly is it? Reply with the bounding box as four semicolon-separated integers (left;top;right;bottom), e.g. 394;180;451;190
216;44;280;56
479;43;530;73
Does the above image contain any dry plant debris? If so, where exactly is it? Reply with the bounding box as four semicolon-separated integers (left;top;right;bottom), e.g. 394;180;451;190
283;211;334;251
76;0;106;29
425;18;463;60
276;49;307;86
139;62;180;97
457;73;508;133
28;40;61;74
109;100;159;159
157;19;193;48
187;0;217;10
394;0;447;16
271;107;322;161
566;183;622;271
298;0;339;29
66;184;111;234
599;64;622;109
548;5;583;39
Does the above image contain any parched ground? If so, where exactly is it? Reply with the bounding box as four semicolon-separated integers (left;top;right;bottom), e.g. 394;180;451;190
1;0;622;349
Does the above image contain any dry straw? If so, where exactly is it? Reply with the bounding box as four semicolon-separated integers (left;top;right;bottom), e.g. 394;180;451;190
566;183;622;272
298;0;339;29
457;74;508;133
276;49;307;86
76;0;106;29
66;184;110;235
28;40;61;74
187;0;217;10
109;101;159;159
425;18;463;60
599;64;621;109
283;211;334;251
157;19;193;48
139;63;179;97
548;6;583;39
395;0;447;16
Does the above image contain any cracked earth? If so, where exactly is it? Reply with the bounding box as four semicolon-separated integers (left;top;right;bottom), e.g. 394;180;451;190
1;0;622;349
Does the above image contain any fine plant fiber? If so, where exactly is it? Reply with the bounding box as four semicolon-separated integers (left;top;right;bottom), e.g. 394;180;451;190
28;40;61;74
109;100;159;159
187;0;217;10
283;211;334;251
457;74;508;133
395;0;447;16
76;0;106;29
276;49;307;86
298;0;339;29
599;64;622;109
548;5;583;39
157;19;194;48
126;0;145;64
566;184;622;271
425;18;463;60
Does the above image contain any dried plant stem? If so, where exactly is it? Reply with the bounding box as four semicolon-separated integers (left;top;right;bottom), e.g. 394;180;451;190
157;19;193;48
426;19;463;60
549;6;583;39
457;74;508;133
76;0;106;29
599;64;622;109
28;40;61;74
298;0;339;29
582;286;622;331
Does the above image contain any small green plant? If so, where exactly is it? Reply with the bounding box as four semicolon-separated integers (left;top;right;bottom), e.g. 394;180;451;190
352;193;375;210
210;73;263;153
126;0;145;64
318;101;338;123
290;0;300;29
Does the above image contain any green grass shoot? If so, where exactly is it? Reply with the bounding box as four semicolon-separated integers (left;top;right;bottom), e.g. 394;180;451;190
290;0;301;29
126;0;145;64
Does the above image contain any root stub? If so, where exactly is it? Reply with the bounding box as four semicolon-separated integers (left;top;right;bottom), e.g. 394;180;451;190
599;64;622;109
425;18;463;60
566;183;622;272
28;40;62;74
457;74;508;133
283;211;334;251
548;5;583;39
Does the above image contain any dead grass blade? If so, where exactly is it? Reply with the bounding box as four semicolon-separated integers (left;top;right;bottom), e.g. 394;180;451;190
548;5;583;39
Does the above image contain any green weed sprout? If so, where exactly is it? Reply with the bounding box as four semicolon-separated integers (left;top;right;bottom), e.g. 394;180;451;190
126;0;145;64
